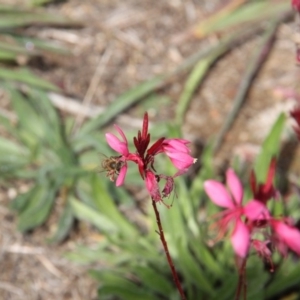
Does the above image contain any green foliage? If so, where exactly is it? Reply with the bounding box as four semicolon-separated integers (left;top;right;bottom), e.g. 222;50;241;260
0;3;74;99
0;82;119;242
0;3;79;241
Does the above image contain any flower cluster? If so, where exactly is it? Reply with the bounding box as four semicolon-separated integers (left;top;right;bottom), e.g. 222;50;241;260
204;160;300;261
105;112;196;202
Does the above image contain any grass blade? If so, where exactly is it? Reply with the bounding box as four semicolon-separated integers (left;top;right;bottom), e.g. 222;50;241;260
49;199;74;243
78;75;165;136
70;197;118;233
0;68;59;91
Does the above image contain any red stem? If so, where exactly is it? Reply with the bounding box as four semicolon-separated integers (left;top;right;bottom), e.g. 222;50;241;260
152;200;187;300
235;257;247;300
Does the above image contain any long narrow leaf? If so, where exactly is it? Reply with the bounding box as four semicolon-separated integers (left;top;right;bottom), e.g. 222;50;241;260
254;113;285;182
0;68;59;91
17;182;56;232
70;197;118;233
78;75;165;136
91;174;138;236
49;199;74;243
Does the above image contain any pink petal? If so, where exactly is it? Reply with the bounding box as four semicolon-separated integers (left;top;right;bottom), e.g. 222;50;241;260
163;139;191;153
292;0;300;11
116;165;127;186
252;240;272;258
272;221;300;255
162;176;174;197
243;200;270;221
171;138;190;145
165;151;194;170
226;169;243;205
105;133;128;155
114;125;128;145
231;219;250;258
145;170;161;201
204;180;235;209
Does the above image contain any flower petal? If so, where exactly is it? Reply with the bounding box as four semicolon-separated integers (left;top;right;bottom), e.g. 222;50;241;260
226;169;243;205
252;240;272;258
165;151;195;170
105;133;128;155
243;200;270;221
292;0;300;11
231;219;250;258
204;180;235;209
116;165;127;186
272;221;300;255
114;124;128;145
163;139;191;153
145;171;161;201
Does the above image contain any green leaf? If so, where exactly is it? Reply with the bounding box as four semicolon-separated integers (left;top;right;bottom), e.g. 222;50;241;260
176;47;227;125
29;0;56;7
177;243;214;296
10;185;36;212
0;9;76;28
210;273;238;300
91;174;138;236
7;88;47;145
91;270;156;300
49;199;74;243
0;113;20;137
132;265;174;295
176;58;210;124
197;2;289;37
265;261;300;298
0;136;28;157
6;87;68;156
254;113;285;182
26;89;66;149
77;75;165;136
17;182;56;232
0;68;59;91
0;49;19;61
0;135;29;171
245;263;269;300
13;35;69;55
70;197;118;233
160;197;187;247
65;242;110;264
189;240;223;278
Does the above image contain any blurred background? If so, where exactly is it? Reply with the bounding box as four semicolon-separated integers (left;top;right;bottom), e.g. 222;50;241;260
0;0;300;299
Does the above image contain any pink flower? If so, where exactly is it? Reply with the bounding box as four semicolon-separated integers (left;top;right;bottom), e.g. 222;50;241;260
204;169;269;257
270;220;300;256
105;112;196;201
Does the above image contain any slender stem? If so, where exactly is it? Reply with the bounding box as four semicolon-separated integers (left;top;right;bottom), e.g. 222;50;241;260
151;200;186;300
235;257;247;300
